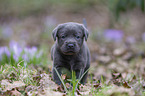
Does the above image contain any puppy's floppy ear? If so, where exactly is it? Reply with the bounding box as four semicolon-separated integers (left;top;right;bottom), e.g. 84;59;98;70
52;26;58;41
81;24;89;41
52;24;63;41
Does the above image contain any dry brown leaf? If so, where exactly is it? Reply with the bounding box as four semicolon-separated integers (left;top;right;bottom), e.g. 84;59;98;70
78;86;90;96
25;85;35;93
39;73;57;89
1;80;25;95
56;85;65;92
122;52;134;61
97;56;111;64
123;81;131;88
106;86;135;96
38;88;65;96
12;81;26;91
10;88;21;96
113;48;126;56
1;79;25;93
1;79;12;92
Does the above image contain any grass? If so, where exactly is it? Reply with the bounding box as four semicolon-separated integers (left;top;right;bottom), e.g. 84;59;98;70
54;67;89;96
0;40;145;95
0;55;145;95
0;62;37;85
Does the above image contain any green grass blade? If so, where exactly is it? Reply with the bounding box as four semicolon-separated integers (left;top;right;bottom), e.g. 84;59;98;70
75;68;90;90
54;67;68;92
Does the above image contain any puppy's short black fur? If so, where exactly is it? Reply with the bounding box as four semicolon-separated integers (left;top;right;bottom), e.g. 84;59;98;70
51;22;90;85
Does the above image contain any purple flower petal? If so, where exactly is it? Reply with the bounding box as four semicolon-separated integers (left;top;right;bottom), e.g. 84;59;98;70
9;41;22;56
4;47;11;57
103;29;124;42
31;46;37;54
0;47;10;60
22;54;29;61
24;46;37;58
13;54;19;62
0;47;5;55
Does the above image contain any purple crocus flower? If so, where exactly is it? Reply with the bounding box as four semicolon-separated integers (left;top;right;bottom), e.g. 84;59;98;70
0;47;5;56
22;54;29;61
4;47;10;57
103;29;124;42
142;32;145;42
13;54;19;62
30;46;37;56
9;41;22;57
24;46;37;58
0;47;11;60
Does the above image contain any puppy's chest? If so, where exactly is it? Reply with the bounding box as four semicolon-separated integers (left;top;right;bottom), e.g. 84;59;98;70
61;57;79;64
60;56;82;68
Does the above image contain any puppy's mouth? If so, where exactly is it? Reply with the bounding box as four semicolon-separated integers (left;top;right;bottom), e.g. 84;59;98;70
63;51;76;55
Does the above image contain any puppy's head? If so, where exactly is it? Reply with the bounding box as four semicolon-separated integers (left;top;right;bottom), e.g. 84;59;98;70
52;22;88;55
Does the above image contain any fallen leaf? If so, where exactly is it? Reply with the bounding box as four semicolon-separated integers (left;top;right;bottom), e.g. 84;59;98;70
113;48;126;56
38;88;65;96
39;73;57;89
123;81;131;88
10;88;21;96
122;52;134;61
1;79;12;92
1;80;25;93
106;86;135;96
12;81;26;91
56;85;65;92
97;56;112;64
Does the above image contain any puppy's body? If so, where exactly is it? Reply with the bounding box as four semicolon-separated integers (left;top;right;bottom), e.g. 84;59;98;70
51;22;90;85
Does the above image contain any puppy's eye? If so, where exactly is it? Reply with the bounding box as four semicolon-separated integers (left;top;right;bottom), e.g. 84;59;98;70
76;36;80;39
61;35;65;39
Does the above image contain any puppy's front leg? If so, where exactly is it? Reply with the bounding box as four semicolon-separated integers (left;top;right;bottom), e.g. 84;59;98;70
75;69;84;81
52;67;62;85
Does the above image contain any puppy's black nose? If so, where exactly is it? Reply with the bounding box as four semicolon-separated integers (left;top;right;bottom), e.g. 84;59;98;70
67;44;74;49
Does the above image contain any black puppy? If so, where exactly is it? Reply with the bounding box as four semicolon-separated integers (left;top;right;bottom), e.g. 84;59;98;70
51;22;90;85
